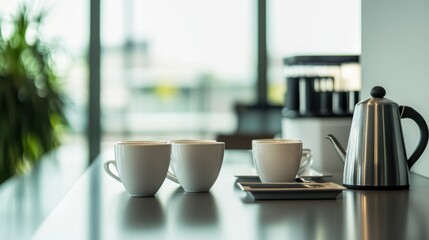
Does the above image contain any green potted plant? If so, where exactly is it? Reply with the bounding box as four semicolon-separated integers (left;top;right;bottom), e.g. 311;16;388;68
0;6;68;183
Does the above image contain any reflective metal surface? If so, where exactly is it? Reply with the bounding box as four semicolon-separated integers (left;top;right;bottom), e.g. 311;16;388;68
30;150;429;240
344;96;410;187
328;86;429;188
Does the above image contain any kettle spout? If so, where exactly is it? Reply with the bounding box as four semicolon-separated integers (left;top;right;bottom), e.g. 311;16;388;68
325;134;346;163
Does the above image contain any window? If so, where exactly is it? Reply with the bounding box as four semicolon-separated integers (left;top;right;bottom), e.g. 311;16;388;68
267;0;361;104
101;0;255;139
1;0;361;157
0;0;88;142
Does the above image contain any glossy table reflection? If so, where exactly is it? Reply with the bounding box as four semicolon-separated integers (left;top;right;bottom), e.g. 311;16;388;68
33;150;429;240
0;142;88;240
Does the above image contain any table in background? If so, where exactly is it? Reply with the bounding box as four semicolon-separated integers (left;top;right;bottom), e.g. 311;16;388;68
33;150;429;240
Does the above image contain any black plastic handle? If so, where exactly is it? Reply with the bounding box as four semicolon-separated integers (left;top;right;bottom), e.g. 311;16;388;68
399;106;429;169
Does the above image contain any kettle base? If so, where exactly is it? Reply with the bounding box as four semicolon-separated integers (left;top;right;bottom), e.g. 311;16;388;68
343;184;409;190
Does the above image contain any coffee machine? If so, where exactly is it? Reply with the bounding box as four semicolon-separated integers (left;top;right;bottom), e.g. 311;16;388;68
281;55;360;176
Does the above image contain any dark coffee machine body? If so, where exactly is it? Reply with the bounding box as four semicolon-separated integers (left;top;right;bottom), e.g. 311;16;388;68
283;55;360;117
282;55;360;176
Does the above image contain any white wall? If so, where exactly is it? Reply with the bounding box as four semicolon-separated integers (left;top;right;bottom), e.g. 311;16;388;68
362;0;429;177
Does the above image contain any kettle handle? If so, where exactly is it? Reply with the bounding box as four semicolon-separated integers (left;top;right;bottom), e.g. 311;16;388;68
399;106;429;169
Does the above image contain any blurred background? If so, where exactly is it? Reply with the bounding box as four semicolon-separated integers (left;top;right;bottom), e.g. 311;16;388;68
0;0;360;165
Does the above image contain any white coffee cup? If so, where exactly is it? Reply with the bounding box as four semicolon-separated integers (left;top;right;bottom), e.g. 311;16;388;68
104;141;171;197
252;139;303;182
252;139;311;175
166;140;225;192
167;139;217;177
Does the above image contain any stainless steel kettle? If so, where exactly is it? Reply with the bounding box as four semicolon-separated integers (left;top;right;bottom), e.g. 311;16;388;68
326;86;429;189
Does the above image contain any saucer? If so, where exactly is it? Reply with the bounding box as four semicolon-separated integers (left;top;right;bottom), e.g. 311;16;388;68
234;168;332;182
299;168;333;179
237;182;345;200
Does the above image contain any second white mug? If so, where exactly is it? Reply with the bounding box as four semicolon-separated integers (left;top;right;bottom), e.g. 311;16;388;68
167;140;225;192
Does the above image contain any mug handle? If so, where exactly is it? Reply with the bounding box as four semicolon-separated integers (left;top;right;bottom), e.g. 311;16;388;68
299;149;312;170
166;163;180;184
400;106;429;169
104;160;121;182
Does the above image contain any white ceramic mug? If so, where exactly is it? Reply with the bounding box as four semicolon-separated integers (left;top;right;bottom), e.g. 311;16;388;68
167;139;216;177
166;140;225;192
252;139;311;176
104;141;171;197
252;139;303;182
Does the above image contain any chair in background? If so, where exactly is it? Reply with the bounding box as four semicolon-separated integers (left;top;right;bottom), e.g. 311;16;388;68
216;103;283;149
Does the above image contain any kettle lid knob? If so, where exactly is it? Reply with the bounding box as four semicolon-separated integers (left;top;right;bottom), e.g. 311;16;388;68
371;86;386;98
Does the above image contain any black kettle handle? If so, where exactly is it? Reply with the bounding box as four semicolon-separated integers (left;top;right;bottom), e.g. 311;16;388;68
399;106;429;169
